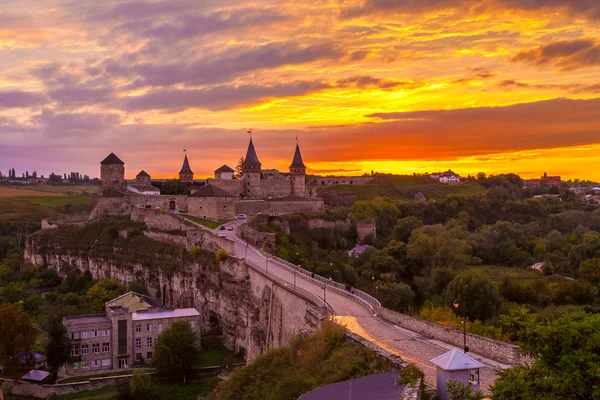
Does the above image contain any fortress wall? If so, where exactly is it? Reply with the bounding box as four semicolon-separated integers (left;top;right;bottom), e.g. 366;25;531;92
90;195;189;219
313;176;373;186
42;213;91;229
235;199;324;216
206;178;243;196
260;179;293;198
188;197;236;220
357;220;377;243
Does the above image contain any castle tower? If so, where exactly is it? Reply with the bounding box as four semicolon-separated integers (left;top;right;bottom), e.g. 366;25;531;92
289;142;307;197
100;152;126;195
136;170;151;185
179;152;194;182
241;137;262;198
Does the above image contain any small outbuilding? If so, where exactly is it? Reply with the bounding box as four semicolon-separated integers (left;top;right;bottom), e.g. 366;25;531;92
22;369;51;383
430;349;484;400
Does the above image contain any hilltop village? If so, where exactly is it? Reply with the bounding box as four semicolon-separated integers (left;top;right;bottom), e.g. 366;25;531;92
92;138;333;221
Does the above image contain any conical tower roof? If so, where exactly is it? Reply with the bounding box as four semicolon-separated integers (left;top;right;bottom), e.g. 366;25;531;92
101;153;124;164
242;138;261;167
289;143;306;169
179;154;194;175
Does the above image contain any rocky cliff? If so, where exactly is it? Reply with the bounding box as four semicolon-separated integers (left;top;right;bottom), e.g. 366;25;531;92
25;225;324;361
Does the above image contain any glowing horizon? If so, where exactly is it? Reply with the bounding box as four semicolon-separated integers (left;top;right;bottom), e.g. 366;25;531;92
1;0;600;181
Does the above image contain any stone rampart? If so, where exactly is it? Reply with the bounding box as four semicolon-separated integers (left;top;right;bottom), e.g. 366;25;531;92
260;178;293;198
90;195;189;220
132;208;234;253
237;223;275;250
206;178;243;196
235;199;324;216
312;176;373;186
42;213;90;229
377;308;531;365
1;374;135;399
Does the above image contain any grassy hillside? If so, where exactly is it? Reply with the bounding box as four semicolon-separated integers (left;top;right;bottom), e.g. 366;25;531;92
332;175;486;201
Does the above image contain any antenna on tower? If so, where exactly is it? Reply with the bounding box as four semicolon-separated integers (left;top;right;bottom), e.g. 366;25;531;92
247;128;253;137
183;148;187;153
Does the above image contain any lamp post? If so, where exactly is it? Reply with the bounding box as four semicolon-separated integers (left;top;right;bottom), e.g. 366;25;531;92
245;243;249;259
295;264;299;290
322;284;326;304
265;255;269;277
453;299;469;353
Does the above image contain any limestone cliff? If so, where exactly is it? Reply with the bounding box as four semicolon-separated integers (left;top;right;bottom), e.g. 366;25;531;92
25;227;324;361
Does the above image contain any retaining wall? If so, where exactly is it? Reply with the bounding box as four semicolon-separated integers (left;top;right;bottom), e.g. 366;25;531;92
235;199;324;216
377;308;531;365
42;213;90;229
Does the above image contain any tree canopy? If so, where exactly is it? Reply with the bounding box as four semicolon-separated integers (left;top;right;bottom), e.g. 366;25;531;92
153;320;200;381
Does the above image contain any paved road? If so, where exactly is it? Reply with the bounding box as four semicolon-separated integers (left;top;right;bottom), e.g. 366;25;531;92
210;220;507;391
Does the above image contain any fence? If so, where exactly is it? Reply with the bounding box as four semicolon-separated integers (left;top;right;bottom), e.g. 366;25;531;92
259;250;381;312
242;248;335;315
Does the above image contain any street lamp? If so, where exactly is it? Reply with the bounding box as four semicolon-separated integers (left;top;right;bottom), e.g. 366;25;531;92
265;255;269;277
294;264;299;290
453;299;469;353
245;243;249;259
322;284;326;304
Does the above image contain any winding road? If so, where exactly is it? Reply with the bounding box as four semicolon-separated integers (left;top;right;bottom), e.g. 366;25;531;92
211;219;510;391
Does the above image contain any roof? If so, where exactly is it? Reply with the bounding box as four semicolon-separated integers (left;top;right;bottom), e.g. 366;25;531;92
101;153;125;164
351;244;370;253
128;184;160;193
299;372;404;400
430;349;484;371
179;154;194;175
242;138;261;167
132;308;200;321
63;314;111;325
106;291;163;313
137;170;150;177
215;165;235;173
289;143;306;169
22;370;50;382
189;184;234;197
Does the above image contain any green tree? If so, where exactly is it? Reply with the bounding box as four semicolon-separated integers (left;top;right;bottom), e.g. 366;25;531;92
129;370;154;400
492;312;600;400
45;322;71;383
128;279;148;295
160;179;188;195
153;320;200;382
578;258;600;286
0;304;37;374
87;278;125;313
533;240;547;261
378;281;415;311
446;380;485;400
445;271;502;321
392;216;423;243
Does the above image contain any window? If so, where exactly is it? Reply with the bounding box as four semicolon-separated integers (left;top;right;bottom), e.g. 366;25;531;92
71;345;79;356
81;345;89;355
119;359;127;369
157;323;163;332
81;361;90;368
147;324;152;332
81;331;89;339
94;360;101;367
92;330;98;337
102;359;111;367
102;342;110;352
92;343;100;354
147;352;152;360
73;362;79;369
135;324;141;333
106;329;111;337
147;337;153;348
136;353;142;360
135;337;141;349
71;332;80;340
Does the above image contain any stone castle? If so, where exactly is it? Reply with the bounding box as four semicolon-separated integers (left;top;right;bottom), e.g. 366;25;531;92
92;138;323;221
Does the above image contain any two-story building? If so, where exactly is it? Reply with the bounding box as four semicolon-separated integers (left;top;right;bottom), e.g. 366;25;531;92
63;292;201;375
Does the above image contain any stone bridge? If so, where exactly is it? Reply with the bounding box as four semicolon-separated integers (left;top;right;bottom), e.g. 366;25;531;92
218;220;522;392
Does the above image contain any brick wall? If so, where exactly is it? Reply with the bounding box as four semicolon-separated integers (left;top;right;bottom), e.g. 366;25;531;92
377;308;532;365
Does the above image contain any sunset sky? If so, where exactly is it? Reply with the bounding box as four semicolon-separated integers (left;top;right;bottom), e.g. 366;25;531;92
1;0;600;180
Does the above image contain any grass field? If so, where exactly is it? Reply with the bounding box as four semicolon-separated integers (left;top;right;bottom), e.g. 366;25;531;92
0;185;97;195
16;195;94;207
467;265;544;285
180;214;223;229
58;370;139;384
0;187;63;197
55;385;118;400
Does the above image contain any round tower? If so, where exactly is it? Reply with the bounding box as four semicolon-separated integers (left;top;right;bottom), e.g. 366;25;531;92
242;138;262;198
289;142;307;197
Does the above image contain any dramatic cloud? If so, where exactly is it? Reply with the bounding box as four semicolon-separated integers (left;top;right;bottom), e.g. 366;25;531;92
0;91;47;108
512;39;600;70
31;109;121;138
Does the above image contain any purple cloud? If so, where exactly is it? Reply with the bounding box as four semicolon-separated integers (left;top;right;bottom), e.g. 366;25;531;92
512;39;600;70
31;109;121;138
0;91;47;108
